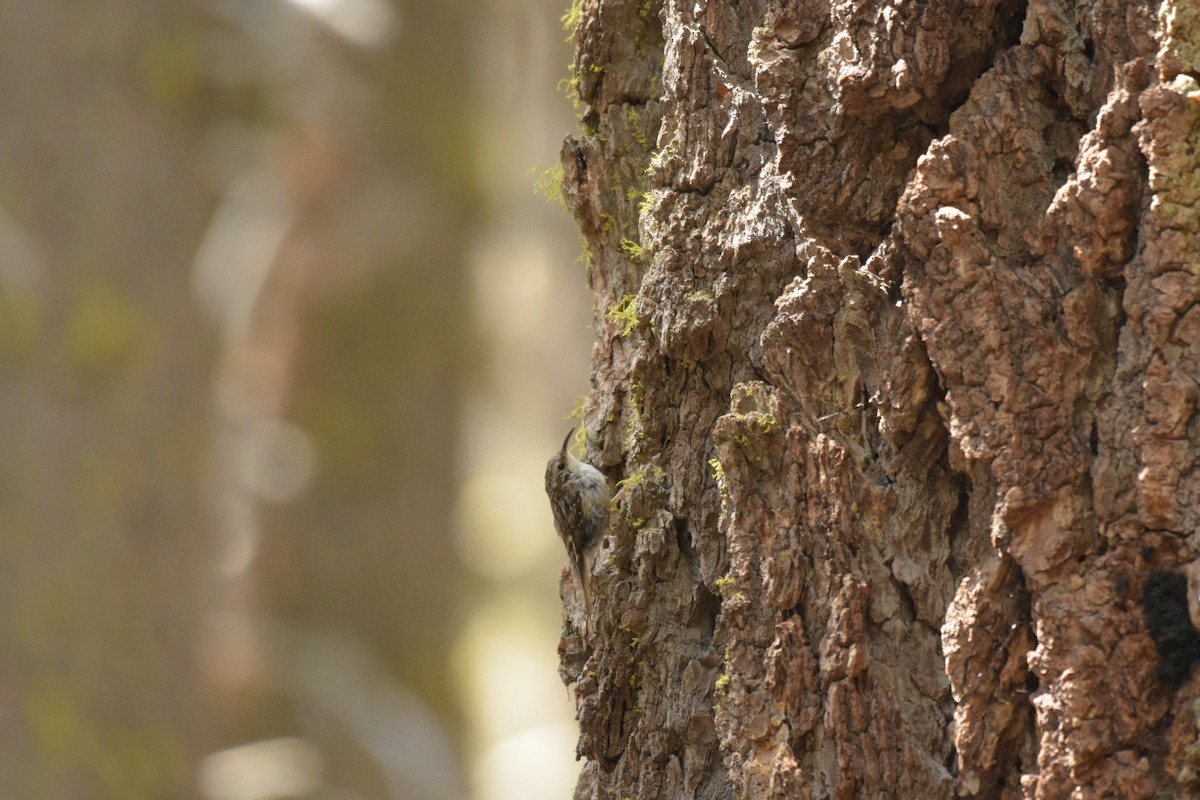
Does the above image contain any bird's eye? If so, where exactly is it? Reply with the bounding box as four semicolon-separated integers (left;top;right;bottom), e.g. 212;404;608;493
557;463;564;471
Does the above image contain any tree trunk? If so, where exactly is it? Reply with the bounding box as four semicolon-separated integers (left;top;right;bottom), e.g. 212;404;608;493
559;0;1195;797
0;4;216;795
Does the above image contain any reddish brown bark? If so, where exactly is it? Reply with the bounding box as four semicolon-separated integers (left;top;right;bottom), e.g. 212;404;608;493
560;0;1198;797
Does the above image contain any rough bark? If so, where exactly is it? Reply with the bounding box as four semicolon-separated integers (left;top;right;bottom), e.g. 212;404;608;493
559;0;1199;797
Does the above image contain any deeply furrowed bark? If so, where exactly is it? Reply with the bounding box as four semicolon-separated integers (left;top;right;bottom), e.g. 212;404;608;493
558;0;1199;797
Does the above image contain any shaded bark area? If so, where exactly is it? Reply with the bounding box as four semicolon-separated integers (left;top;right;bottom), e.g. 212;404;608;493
560;0;1194;798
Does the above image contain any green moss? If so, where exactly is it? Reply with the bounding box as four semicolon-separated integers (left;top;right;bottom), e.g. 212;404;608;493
567;395;588;424
714;574;735;594
629;378;644;411
616;464;665;491
723;384;782;470
624;378;647;452
577;233;594;265
561;0;584;38
557;73;582;108
607;294;640;337
624;416;647;453
730;411;778;446
636;189;655;220
531;164;566;209
558;398;589;452
627;107;651;150
619;238;646;261
709;458;728;499
573;426;589;454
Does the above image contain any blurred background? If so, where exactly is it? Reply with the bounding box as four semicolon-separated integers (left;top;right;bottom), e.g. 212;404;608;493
0;1;591;798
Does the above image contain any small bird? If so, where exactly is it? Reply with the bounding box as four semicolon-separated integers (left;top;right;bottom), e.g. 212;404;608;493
544;428;610;615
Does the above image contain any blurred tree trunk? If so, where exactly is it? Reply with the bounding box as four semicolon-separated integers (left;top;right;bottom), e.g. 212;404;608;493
0;4;216;797
560;0;1197;797
1;2;474;798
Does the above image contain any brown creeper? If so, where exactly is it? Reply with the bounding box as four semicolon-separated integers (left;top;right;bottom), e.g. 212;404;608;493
544;428;610;613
